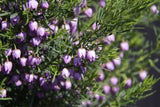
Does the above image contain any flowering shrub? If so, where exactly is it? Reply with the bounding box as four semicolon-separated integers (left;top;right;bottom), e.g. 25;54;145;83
0;0;159;106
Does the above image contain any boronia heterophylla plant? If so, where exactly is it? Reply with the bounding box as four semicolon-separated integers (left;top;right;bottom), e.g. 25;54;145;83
0;0;159;106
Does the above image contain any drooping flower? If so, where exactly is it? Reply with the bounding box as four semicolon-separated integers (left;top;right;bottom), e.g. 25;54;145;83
87;50;96;62
78;48;86;59
30;37;41;47
139;70;147;81
99;0;106;7
125;78;132;88
20;57;27;67
10;15;20;26
29;20;38;31
105;61;115;71
15;32;27;43
3;61;13;74
0;89;7;98
63;55;72;64
28;0;38;10
12;49;21;59
61;68;70;79
150;5;159;14
110;76;118;85
35;57;42;65
103;85;111;95
73;57;82;66
70;17;78;35
15;80;22;86
84;8;93;18
1;21;9;31
37;26;45;37
65;81;72;90
120;41;129;51
5;48;12;56
41;1;49;9
113;57;121;66
111;86;119;94
62;23;70;33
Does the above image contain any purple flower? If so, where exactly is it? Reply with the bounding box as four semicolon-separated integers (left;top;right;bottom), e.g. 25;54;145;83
62;24;70;33
25;74;37;83
1;21;9;31
5;49;12;56
120;41;129;51
37;26;45;37
73;57;82;66
65;81;72;90
99;0;106;7
111;86;119;94
61;68;70;79
73;6;81;15
96;72;105;81
29;20;38;31
87;50;96;62
92;22;100;31
39;77;46;86
12;49;21;59
103;34;115;45
103;85;110;95
70;17;78;35
63;55;72;64
74;72;82;80
49;24;58;34
139;70;147;81
80;0;87;7
150;5;159;14
41;1;49;9
3;61;13;74
30;37;41;47
105;61;115;71
78;48;86;59
0;89;7;98
35;57;41;65
110;77;118;85
15;80;22;86
10;15;20;26
84;8;93;18
86;101;92;106
20;57;27;67
15;32;27;43
28;0;38;10
113;57;121;66
125;78;132;88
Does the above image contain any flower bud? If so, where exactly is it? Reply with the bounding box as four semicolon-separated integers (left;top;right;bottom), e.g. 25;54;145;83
78;48;86;59
113;57;121;66
74;72;82;80
150;5;159;14
28;0;38;10
96;72;105;81
20;57;27;67
84;8;93;18
1;21;9;31
30;37;41;47
110;76;118;85
5;48;12;56
111;86;119;94
12;49;21;59
10;15;20;26
15;32;27;43
70;17;78;35
4;61;13;74
29;20;38;31
139;70;147;81
103;85;110;95
0;89;7;98
65;81;72;90
61;68;70;79
15;80;22;86
99;0;106;7
125;78;132;88
105;61;115;71
63;55;72;64
37;26;45;37
41;1;49;9
35;57;41;65
87;50;96;62
73;57;82;66
120;41;129;51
